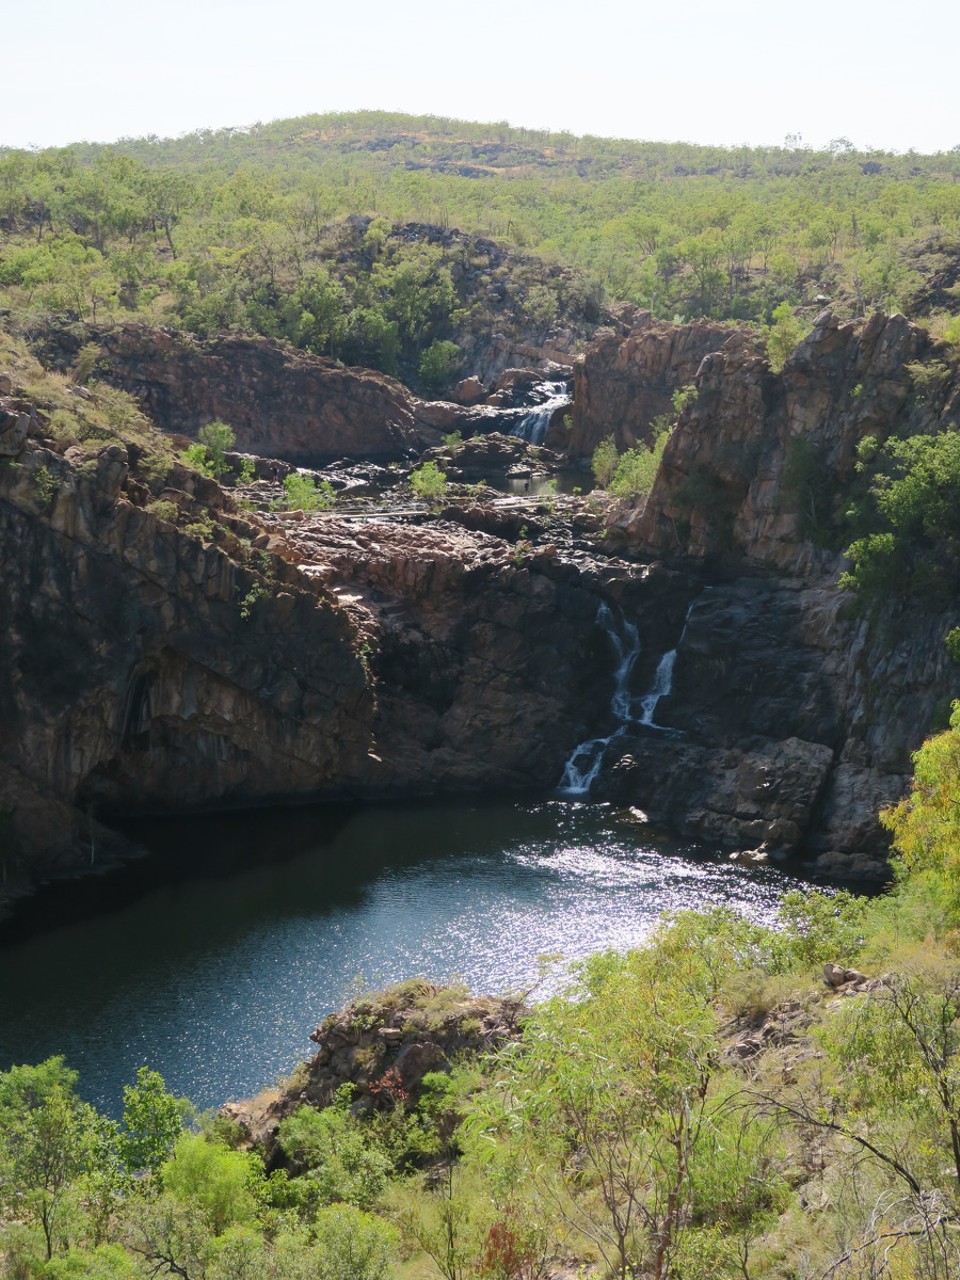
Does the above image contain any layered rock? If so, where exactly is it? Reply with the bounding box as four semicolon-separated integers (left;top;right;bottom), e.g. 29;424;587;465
93;326;422;464
576;311;960;876
221;980;526;1165
0;372;622;898
566;314;730;458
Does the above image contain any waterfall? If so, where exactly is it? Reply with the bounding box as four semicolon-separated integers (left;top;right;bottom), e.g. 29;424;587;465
508;380;571;445
638;598;696;729
558;603;640;796
558;597;696;797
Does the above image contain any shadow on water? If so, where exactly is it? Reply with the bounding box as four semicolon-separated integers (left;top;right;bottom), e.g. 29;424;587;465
0;795;811;1115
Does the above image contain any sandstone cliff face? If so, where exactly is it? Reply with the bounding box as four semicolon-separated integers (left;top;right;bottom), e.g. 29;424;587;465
0;430;377;887
90;327;422;465
579;312;960;876
567;314;730;459
637;311;933;568
0;377;621;899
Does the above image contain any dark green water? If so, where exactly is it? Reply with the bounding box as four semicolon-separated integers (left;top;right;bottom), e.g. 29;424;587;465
0;798;804;1115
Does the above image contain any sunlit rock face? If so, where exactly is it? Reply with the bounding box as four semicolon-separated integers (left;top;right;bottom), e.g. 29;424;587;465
567;311;959;877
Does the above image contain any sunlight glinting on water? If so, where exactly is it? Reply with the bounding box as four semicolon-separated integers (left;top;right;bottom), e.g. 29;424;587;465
0;800;805;1114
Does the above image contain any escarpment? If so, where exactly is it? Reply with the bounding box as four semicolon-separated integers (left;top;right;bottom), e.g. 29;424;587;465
0;359;620;899
5;303;960;900
575;310;960;876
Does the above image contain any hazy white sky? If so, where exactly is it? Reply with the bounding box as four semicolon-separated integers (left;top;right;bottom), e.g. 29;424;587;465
3;0;957;153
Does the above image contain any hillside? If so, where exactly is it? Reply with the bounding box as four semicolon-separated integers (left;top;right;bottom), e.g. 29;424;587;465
3;111;960;389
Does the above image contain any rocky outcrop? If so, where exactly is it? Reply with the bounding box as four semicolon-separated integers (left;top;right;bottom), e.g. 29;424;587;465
0;431;377;888
574;312;960;876
636;311;937;568
567;314;731;458
220;980;526;1165
0;370;623;899
90;326;422;465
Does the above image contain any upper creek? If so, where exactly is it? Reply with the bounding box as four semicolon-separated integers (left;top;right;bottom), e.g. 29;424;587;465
0;797;809;1115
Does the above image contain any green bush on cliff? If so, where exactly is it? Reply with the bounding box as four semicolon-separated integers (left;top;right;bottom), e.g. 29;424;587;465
839;428;960;604
410;460;448;503
608;430;669;500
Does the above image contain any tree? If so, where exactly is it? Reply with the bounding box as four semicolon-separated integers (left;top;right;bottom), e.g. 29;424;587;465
197;421;236;479
119;1066;187;1178
279;471;336;511
466;951;750;1280
418;339;461;393
591;434;619;488
763;301;806;372
880;704;960;915
0;1058;104;1260
410;460;448;504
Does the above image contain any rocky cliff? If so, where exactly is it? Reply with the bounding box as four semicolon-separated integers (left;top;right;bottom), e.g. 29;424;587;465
566;313;731;458
579;311;960;876
93;326;424;465
0;351;620;901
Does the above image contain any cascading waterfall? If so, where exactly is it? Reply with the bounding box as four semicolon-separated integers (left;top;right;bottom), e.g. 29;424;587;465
558;596;697;796
508;380;571;445
558;603;640;796
637;597;696;729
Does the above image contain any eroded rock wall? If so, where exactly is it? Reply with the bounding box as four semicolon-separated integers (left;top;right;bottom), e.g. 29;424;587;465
567;314;731;458
583;312;960;876
93;326;423;465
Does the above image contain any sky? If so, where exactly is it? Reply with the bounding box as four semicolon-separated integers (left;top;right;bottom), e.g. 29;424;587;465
3;0;958;154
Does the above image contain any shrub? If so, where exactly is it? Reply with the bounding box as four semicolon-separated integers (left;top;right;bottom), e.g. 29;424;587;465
608;430;669;500
764;301;807;372
280;472;336;511
419;340;461;393
591;434;619;488
410;460;447;502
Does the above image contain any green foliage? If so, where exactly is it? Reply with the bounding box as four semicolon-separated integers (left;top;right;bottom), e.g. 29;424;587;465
196;421;235;478
410;459;448;503
608;430;669;500
880;703;960;917
145;498;179;524
781;435;836;542
839;429;960;604
591;434;619;488
33;464;62;509
0;1058;104;1260
239;581;269;621
279;471;336;511
906;358;951;398
182;441;214;476
418;339;461;392
671;382;698;414
763;301;807;372
311;1203;398;1280
119;1067;187;1177
465;948;767;1280
771;889;872;971
277;1102;392;1211
161;1133;261;1235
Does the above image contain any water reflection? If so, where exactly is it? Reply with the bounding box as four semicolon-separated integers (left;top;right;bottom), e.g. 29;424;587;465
0;798;804;1114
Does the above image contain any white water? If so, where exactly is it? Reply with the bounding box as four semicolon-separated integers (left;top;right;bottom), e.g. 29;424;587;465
558;597;698;796
509;380;572;445
558;603;641;795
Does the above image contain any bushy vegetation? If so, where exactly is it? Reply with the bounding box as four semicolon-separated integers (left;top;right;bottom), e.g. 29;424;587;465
10;707;960;1278
275;471;336;512
409;460;448;503
839;428;960;604
3;111;960;393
